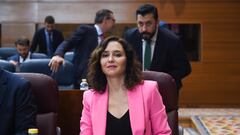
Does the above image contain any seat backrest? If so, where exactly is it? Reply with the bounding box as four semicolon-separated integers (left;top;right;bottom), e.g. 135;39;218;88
143;71;179;135
0;59;15;72
0;47;17;60
64;51;74;62
16;73;58;135
31;53;48;59
19;59;75;89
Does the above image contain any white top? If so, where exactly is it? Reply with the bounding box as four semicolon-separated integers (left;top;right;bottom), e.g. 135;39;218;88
19;52;31;63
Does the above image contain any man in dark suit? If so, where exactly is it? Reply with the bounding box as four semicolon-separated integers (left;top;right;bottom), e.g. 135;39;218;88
8;37;45;66
124;4;191;90
49;9;115;88
31;15;64;57
0;68;37;135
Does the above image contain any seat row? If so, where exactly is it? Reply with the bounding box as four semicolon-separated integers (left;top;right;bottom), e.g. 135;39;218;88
0;59;74;89
0;47;74;61
16;71;180;135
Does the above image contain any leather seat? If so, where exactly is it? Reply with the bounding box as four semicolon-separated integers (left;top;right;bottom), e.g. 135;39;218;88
64;51;74;62
143;71;179;135
19;59;75;89
31;53;48;59
0;47;17;60
16;73;58;135
0;59;15;72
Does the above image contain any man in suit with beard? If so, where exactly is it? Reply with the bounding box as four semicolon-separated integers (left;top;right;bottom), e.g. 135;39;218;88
124;4;191;91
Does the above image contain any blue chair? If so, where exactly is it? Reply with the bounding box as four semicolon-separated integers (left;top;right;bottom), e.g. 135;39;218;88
20;59;52;75
0;59;15;72
19;59;74;89
0;47;17;60
32;53;48;59
64;52;74;62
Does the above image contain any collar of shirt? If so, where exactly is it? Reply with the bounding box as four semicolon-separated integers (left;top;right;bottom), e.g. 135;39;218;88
95;24;104;44
45;29;51;35
94;24;103;36
142;28;158;70
19;52;31;63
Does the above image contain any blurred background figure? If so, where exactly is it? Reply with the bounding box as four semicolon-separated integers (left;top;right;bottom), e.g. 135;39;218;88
49;9;115;89
124;4;191;90
7;37;32;66
31;15;64;57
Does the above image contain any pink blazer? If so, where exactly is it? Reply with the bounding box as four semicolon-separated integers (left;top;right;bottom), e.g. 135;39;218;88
80;80;171;135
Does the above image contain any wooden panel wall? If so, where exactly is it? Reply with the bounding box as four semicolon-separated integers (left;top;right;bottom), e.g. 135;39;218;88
1;0;240;108
1;23;35;47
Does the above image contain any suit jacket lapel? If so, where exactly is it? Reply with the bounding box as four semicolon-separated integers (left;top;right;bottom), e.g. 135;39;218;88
135;33;143;64
128;86;145;135
42;29;47;46
92;89;108;135
93;27;99;46
52;30;55;47
151;28;165;69
17;54;20;63
0;69;7;106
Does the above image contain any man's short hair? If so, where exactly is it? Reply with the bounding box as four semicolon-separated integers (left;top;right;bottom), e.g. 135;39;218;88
15;37;30;46
136;4;158;20
94;9;113;24
44;15;55;24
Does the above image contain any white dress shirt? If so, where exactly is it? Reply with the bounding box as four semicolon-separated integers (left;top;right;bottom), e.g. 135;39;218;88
94;24;104;44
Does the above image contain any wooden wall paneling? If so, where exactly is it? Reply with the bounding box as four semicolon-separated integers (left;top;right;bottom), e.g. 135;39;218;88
37;1;176;23
180;62;240;107
1;22;35;47
0;2;37;23
55;24;81;39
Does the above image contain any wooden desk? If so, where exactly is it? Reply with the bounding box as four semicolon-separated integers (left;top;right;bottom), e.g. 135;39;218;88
58;90;84;135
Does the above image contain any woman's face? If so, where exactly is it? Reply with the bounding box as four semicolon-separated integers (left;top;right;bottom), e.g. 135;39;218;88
100;41;127;78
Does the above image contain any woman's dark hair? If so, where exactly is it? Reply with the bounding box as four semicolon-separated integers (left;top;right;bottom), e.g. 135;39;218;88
87;36;143;93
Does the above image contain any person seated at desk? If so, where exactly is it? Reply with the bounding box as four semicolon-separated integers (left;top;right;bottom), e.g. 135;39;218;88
80;36;171;135
0;68;37;135
7;37;35;66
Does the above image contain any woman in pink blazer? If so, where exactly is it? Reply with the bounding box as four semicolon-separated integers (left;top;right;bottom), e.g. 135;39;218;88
80;36;171;135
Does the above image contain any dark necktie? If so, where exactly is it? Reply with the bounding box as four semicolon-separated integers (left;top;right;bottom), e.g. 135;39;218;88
99;34;104;42
144;40;151;70
47;32;53;57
